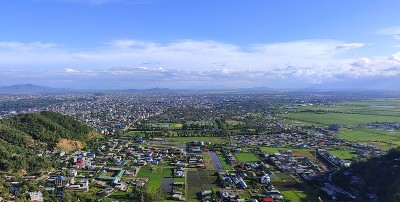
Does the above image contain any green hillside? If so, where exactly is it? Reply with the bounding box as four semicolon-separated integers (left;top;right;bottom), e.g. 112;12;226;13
0;111;98;174
333;147;400;201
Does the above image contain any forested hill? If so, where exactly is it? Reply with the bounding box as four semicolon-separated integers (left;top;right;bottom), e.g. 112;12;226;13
0;111;98;173
333;147;400;201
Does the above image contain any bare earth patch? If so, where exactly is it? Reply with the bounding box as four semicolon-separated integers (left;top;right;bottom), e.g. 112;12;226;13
54;139;84;152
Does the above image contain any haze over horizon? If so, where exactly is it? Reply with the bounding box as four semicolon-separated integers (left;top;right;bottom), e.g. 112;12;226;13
1;0;400;90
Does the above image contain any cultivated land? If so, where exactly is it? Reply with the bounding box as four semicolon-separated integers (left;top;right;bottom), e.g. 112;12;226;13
234;152;260;162
137;166;173;190
281;99;400;149
282;112;400;126
338;128;400;149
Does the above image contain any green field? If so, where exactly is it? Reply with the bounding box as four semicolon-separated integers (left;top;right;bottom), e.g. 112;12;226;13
148;123;183;129
137;166;173;190
280;99;400;150
297;99;400;116
234;153;259;162
165;123;183;129
217;152;232;170
282;112;400;126
283;99;400;127
281;190;319;202
328;149;358;160
337;128;400;149
173;177;185;183
342;100;400;115
271;172;319;202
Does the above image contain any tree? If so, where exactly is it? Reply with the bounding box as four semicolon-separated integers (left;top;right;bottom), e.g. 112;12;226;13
142;186;162;201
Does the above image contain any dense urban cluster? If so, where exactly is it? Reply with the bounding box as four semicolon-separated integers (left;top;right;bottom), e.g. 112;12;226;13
0;90;399;201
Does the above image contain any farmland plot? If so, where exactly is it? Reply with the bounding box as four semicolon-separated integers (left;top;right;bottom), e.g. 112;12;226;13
160;177;173;195
187;169;218;200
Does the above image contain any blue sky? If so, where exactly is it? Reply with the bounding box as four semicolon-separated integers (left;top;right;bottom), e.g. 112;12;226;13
1;0;400;89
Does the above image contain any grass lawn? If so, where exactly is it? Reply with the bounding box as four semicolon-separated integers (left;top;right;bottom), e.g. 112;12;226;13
137;166;173;190
173;177;185;183
260;146;290;153
328;149;358;160
234;152;259;162
217;152;232;170
163;123;183;129
281;190;320;202
146;123;183;129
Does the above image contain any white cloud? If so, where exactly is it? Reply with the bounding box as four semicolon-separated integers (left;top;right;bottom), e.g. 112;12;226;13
389;52;400;62
63;67;97;77
378;26;400;40
0;41;55;51
64;68;79;73
221;68;231;74
158;67;167;72
252;40;365;56
109;39;150;49
0;39;364;71
378;26;400;35
335;43;366;50
0;39;398;87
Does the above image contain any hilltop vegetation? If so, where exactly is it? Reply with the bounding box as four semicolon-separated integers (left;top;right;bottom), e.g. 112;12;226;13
0;111;98;173
333;147;400;201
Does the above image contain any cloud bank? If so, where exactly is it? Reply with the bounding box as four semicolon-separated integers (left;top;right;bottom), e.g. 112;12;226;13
0;38;399;89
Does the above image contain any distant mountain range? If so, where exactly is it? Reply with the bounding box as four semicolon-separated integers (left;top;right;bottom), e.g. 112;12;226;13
125;87;174;93
0;84;275;94
0;84;68;94
2;84;391;94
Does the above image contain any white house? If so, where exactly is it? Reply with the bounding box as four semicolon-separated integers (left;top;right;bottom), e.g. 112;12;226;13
260;174;270;184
